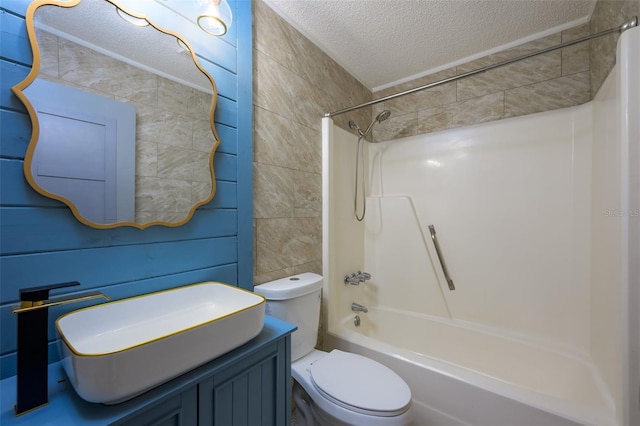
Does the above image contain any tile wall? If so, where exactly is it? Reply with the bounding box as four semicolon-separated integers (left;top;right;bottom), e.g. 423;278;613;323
37;30;215;224
252;0;371;285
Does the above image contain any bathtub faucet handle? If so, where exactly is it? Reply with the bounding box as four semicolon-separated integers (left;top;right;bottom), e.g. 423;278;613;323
358;271;371;281
344;271;372;285
344;272;359;285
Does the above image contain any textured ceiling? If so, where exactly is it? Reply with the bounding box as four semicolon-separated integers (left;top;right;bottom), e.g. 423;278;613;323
34;0;212;93
264;0;597;91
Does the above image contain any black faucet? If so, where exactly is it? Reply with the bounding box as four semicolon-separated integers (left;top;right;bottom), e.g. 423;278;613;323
13;281;110;415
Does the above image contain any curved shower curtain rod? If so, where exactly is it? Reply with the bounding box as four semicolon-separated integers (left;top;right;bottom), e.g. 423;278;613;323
325;16;638;118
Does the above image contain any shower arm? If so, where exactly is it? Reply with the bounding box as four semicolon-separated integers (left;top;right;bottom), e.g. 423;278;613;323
324;16;638;118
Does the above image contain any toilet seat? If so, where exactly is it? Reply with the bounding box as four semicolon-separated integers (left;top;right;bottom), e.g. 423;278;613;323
309;350;411;417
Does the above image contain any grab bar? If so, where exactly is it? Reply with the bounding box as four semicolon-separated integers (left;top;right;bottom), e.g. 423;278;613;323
428;225;455;291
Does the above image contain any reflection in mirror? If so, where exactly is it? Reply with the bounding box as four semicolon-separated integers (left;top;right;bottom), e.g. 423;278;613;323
21;0;219;228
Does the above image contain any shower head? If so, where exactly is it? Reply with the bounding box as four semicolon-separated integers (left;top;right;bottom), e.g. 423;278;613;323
376;110;391;122
349;110;391;140
362;109;391;140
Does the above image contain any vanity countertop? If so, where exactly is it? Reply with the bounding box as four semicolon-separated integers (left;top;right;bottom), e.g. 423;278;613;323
1;315;296;425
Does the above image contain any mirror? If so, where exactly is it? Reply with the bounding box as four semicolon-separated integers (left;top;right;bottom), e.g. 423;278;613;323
14;0;220;229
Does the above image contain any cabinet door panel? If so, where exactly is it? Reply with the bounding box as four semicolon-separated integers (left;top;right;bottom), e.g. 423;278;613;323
199;342;286;426
112;388;197;426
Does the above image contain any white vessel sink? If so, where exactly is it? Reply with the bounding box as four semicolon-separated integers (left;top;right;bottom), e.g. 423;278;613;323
56;282;265;404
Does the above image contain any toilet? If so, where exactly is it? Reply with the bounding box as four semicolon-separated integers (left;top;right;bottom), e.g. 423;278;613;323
254;273;412;426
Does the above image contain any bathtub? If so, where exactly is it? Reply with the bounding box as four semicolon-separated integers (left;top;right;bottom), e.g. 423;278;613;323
322;27;639;425
324;307;615;426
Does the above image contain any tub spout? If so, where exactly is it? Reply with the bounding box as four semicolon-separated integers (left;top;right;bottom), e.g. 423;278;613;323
351;302;368;313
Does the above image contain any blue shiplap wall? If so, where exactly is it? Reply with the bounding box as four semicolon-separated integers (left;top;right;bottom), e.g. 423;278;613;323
0;0;253;379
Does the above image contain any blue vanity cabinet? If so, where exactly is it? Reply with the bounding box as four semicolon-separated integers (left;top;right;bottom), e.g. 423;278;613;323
116;318;293;426
0;316;296;426
115;334;291;426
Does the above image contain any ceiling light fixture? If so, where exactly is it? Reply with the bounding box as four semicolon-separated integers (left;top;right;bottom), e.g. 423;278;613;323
176;38;193;58
177;38;189;51
197;0;232;36
116;7;150;27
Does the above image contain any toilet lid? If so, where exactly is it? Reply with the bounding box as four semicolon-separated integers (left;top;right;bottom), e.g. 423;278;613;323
309;350;411;416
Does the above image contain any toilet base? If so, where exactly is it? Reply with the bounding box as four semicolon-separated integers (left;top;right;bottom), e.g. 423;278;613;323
294;381;353;426
292;350;412;426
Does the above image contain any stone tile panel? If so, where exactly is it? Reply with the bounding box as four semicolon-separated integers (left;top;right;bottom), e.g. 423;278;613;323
504;72;590;118
418;92;504;134
158;77;192;114
135;176;192;212
136;106;192;148
373;112;418;142
457;50;561;101
157;144;211;183
255;217;322;274
254;49;325;131
254;106;321;174
192;119;217;153
293;171;322;218
192;181;213;205
135;139;157;177
253;162;295;219
36;30;59;79
561;24;591;76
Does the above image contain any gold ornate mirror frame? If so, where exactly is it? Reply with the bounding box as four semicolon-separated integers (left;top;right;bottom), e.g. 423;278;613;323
12;0;221;229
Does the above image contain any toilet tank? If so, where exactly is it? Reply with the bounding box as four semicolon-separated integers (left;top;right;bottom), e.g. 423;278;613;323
254;273;322;361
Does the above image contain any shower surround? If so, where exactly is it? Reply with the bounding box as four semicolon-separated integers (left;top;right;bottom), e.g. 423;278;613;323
251;0;639;289
323;26;639;426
